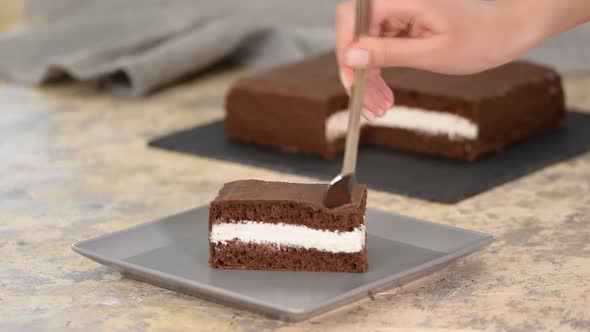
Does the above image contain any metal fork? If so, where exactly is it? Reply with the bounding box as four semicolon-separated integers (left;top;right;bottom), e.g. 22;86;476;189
323;0;371;208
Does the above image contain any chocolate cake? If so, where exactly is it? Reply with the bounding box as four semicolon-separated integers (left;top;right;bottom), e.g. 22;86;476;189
208;180;368;272
225;52;565;161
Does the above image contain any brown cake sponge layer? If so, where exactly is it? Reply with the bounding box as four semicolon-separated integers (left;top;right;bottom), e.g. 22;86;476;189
363;105;565;161
209;241;368;272
209;202;366;233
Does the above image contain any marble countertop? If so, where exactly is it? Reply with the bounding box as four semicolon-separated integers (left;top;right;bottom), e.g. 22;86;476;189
1;68;589;331
1;4;590;327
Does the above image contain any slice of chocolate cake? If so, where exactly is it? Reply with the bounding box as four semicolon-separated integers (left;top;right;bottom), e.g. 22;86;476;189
226;52;565;161
208;180;368;272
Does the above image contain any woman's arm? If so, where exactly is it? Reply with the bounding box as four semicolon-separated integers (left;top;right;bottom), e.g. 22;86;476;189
336;0;590;118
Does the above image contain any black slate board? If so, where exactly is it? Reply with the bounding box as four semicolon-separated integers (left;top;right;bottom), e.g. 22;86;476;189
149;111;590;203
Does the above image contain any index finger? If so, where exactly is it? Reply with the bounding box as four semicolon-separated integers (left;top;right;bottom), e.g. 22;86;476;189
335;1;356;66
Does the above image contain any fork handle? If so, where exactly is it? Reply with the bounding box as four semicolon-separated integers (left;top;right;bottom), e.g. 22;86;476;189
341;0;371;175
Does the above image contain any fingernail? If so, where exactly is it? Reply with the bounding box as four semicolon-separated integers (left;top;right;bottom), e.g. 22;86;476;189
346;48;369;68
387;96;394;107
361;108;377;122
385;90;394;106
374;106;386;118
381;100;392;112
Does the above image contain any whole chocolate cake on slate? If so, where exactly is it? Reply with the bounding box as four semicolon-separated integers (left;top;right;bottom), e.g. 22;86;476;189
225;52;565;161
208;180;368;272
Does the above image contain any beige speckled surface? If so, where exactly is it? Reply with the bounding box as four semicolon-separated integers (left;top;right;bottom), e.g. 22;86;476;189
0;0;22;31
2;8;590;332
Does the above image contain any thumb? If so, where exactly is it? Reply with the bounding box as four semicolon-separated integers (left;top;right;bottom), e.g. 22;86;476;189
345;36;438;69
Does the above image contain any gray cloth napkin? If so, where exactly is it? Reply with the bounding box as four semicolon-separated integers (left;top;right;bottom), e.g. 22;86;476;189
0;0;589;96
0;0;341;96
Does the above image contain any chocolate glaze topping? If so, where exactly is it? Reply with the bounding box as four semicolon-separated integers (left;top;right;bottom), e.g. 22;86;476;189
232;52;559;106
213;179;365;213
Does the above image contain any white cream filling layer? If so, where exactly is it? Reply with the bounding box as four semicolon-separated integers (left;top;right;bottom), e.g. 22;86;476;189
210;220;366;253
326;106;478;141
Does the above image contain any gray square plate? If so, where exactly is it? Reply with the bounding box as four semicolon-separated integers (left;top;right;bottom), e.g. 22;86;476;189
72;207;493;321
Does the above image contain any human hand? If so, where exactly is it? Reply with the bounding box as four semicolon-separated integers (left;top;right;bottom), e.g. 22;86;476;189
335;0;586;119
